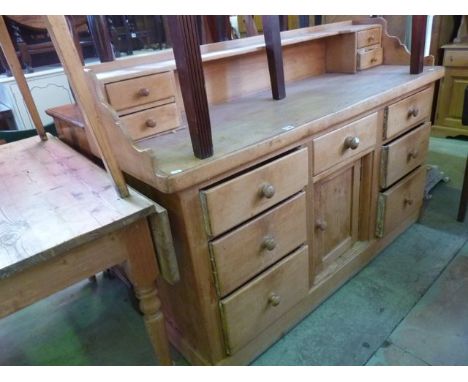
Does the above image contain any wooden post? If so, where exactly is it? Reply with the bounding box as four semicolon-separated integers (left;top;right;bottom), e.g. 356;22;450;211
243;16;258;37
167;16;213;159
279;16;289;31
87;16;114;63
410;15;427;74
0;16;47;140
44;16;129;198
124;220;173;365
262;16;286;100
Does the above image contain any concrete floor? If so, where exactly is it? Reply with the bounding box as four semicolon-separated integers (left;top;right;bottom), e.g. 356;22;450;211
1;137;467;366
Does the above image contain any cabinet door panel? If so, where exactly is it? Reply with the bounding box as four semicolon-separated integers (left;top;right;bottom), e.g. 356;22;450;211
314;160;361;274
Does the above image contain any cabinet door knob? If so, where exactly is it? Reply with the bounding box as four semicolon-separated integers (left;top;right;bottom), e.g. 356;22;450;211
268;293;281;307
404;197;414;206
145;118;157;128
261;183;276;199
138;88;150;97
368;36;375;43
408;107;419;118
344;136;360;150
315;219;327;231
370;57;378;64
262;235;277;251
407;149;419;160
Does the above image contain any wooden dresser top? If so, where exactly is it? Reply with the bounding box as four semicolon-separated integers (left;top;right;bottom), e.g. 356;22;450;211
134;65;444;192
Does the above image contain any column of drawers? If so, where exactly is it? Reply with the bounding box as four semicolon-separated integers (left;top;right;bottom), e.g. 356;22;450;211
200;148;309;354
356;27;383;70
376;87;434;238
103;71;181;141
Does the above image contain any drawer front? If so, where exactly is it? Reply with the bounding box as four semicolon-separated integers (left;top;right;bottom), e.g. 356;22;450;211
220;245;309;353
201;148;308;237
210;192;307;296
120;103;180;141
443;49;468;67
385;87;433;140
105;72;176;112
312;113;378;175
376;166;426;238
380;122;431;189
357;46;383;70
357;28;381;49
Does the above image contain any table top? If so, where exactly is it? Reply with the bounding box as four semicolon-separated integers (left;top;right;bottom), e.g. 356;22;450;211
0;135;156;279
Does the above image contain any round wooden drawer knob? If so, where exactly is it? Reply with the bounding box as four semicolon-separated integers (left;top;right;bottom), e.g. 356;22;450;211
408;149;419;160
368;36;375;42
315;219;327;231
404;197;414;206
262;235;277;251
261;183;276;199
138;88;150;97
268;293;281;307
344;136;360;150
145;119;157;128
370;57;378;64
408;107;419;118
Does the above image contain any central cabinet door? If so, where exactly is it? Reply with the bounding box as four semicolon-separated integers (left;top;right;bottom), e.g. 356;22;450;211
313;159;361;278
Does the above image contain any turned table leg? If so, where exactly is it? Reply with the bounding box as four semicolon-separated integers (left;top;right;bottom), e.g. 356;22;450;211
124;219;172;366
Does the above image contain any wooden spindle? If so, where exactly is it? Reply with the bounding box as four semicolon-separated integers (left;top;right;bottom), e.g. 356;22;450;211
410;15;427;74
262;16;286;100
167;15;213;159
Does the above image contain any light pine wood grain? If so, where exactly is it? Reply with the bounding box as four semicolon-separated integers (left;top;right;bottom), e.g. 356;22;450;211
200;148;308;237
105;71;176;112
376;166;426;238
220;246;309;354
380;122;431;188
357;46;383;70
120;103;181;141
312;112;378;175
385;85;434;139
313;160;361;277
357;27;382;49
0;136;154;279
210;192;307;296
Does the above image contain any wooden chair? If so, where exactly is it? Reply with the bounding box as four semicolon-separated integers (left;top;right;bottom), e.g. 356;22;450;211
0;16;174;365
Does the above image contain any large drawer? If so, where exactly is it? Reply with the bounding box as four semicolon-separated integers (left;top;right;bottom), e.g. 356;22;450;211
312;113;378;175
443;49;468;67
210;192;307;296
105;71;176;112
380;122;431;189
376;166;426;238
219;245;309;354
201;148;308;237
120;103;180;141
384;87;433;140
357;28;381;49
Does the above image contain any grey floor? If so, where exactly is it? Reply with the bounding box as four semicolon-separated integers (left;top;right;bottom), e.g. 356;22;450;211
1;137;467;366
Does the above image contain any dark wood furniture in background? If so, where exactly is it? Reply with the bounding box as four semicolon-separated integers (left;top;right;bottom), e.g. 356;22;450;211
0;103;16;130
3;15;94;72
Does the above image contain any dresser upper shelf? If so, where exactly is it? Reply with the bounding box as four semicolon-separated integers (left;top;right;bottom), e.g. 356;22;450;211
90;21;381;84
